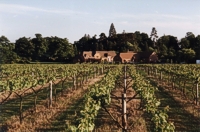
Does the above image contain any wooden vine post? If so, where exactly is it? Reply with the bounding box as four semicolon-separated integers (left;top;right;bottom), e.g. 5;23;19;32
155;68;157;79
160;71;162;81
73;73;77;90
101;66;104;75
172;75;175;89
108;65;140;131
122;93;127;131
19;95;23;124
94;67;96;78
97;66;99;75
49;80;53;108
14;91;27;124
122;65;127;131
196;82;199;105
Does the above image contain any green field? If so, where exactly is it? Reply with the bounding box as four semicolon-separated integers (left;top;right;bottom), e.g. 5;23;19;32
0;64;200;132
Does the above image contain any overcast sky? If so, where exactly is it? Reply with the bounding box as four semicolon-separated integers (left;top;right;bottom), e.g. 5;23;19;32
0;0;200;43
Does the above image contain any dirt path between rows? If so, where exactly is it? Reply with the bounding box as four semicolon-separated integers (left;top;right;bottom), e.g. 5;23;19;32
0;79;63;104
145;74;200;131
93;75;147;132
1;75;104;132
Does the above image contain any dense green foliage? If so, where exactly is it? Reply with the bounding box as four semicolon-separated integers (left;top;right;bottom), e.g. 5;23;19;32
0;35;75;63
74;24;200;63
0;36;19;63
1;23;200;63
69;66;121;131
129;66;175;131
139;64;200;103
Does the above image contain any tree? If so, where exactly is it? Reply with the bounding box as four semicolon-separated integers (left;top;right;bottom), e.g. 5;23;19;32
168;47;176;60
180;38;190;49
109;23;117;37
150;27;158;47
133;32;152;51
31;34;48;61
185;32;196;49
107;41;115;51
148;47;155;52
185;32;194;38
194;35;200;59
179;48;195;63
0;36;9;63
158;43;168;59
46;36;74;61
99;33;107;41
156;36;169;59
126;41;141;52
75;34;90;52
0;36;19;63
0;36;10;46
156;35;180;62
97;43;104;51
15;37;35;61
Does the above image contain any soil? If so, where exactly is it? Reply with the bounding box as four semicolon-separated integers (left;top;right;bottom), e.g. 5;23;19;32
0;78;63;104
3;67;199;132
93;75;147;132
145;74;200;131
0;75;104;132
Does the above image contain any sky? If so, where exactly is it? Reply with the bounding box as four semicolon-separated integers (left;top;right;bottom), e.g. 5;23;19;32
0;0;200;43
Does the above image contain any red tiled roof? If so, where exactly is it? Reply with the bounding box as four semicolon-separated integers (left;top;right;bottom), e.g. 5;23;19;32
120;53;136;60
95;51;116;57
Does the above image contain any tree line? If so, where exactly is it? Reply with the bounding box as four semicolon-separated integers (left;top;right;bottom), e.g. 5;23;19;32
75;23;200;63
0;23;200;63
0;34;75;63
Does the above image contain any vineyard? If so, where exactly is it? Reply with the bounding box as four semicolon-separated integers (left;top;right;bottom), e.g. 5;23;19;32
0;64;200;132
